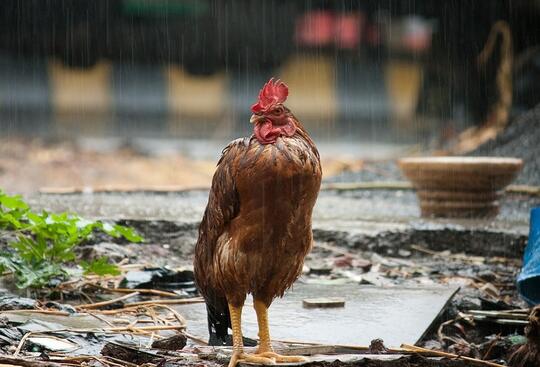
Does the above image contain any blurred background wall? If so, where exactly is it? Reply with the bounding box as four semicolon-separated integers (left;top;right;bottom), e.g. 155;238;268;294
0;0;539;144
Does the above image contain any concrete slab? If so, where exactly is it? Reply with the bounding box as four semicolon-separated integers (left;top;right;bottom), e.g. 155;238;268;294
176;283;458;348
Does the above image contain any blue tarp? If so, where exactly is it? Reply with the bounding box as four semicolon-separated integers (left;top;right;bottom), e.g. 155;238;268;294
517;207;540;305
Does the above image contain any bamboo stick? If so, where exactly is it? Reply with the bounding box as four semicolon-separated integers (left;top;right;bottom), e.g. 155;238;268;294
124;297;204;307
90;285;179;298
76;292;140;310
401;343;507;367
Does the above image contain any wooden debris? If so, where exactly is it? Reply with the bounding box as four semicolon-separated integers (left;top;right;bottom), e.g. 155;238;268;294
76;292;140;310
151;333;187;350
89;285;179;297
464;309;530;326
402;343;507;367
125;297;204;307
302;297;346;309
101;342;165;365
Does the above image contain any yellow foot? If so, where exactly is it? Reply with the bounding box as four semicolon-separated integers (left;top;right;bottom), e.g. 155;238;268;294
228;351;276;367
257;352;309;364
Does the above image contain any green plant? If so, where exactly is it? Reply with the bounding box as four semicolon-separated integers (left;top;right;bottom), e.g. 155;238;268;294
81;256;122;276
0;190;143;288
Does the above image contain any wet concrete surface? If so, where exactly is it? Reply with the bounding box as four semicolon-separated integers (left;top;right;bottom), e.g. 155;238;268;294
176;282;458;348
24;189;531;257
24;189;531;224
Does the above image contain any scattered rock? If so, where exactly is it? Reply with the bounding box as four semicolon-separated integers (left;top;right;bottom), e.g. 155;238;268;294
455;296;482;311
0;325;23;346
422;340;442;350
369;338;388;354
302;297;346;309
471;104;540;185
151;333;187;351
353;258;373;272
42;301;77;314
101;342;165;365
308;264;333;276
0;294;36;311
477;270;498;282
79;242;132;263
447;342;479;359
27;337;78;352
121;267;197;295
398;249;412;257
333;255;354;268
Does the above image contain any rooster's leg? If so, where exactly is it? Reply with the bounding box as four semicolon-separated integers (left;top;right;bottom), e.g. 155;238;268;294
227;303;276;367
253;299;309;363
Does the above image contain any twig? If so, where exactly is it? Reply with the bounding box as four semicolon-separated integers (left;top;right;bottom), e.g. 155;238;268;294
124;297;204;307
482;334;501;360
18;324;185;335
1;309;70;316
103;324;185;332
150;304;187;327
321;181;412;191
102;355;139;367
401;343;507;367
410;245;485;264
14;331;34;356
77;291;140;310
88;284;179;297
78;291;94;304
182;331;209;345
270;339;406;354
469;316;528;326
506;184;540;196
468;310;529;320
86;311;116;327
92;305;145;315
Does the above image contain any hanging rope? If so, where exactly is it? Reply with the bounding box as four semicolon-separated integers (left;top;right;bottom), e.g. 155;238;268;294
452;20;513;154
477;20;513;131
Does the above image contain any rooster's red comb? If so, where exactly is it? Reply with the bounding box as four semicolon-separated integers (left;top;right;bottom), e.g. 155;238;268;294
251;78;289;113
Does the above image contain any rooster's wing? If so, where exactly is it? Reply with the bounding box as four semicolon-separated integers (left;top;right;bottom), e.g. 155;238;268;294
193;137;251;345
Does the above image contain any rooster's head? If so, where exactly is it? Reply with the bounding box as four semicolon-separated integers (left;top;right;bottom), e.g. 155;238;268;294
250;78;297;144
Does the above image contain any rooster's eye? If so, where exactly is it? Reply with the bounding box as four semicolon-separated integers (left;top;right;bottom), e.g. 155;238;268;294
273;107;284;115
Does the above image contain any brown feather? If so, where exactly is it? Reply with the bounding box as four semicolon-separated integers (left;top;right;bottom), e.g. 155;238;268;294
194;114;322;341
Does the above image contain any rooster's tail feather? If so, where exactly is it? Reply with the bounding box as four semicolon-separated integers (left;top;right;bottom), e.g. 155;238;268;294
206;293;231;346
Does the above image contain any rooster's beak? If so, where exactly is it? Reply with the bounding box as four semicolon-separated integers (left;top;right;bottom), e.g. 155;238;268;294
250;114;264;124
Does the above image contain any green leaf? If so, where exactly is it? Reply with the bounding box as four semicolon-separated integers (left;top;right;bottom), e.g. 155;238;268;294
508;335;527;345
81;257;121;276
0;213;22;229
0;194;29;210
112;224;143;243
14;263;66;289
27;212;45;225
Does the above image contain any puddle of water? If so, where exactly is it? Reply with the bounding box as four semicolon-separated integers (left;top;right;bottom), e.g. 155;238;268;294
177;282;458;348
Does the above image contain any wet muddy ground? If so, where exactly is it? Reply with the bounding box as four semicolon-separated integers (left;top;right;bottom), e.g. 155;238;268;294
0;188;533;366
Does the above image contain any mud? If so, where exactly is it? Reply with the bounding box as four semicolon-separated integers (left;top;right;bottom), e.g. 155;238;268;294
471;103;540;185
24;189;532;260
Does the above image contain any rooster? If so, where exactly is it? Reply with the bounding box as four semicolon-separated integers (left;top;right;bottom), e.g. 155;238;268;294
194;78;322;367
